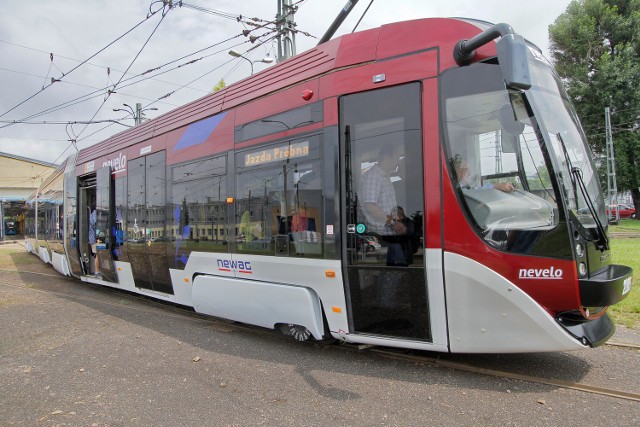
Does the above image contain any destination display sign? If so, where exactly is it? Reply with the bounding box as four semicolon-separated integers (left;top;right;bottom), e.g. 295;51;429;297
244;141;309;167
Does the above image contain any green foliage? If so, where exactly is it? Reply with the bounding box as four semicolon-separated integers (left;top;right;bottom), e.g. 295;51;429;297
212;79;226;93
608;236;640;327
549;0;640;197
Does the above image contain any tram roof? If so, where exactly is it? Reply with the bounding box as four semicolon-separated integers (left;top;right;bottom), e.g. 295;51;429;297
75;17;497;167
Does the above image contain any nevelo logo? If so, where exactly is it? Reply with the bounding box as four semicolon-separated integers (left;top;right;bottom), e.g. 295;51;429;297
519;267;563;280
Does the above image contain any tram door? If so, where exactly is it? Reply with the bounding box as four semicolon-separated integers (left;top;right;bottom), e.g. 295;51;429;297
77;176;94;276
125;152;173;294
64;153;84;278
95;166;118;282
339;83;430;341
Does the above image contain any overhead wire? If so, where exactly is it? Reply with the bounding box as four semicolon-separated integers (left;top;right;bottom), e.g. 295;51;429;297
351;0;375;33
74;4;172;139
145;30;279;108
2;1;313;172
0;2;175;176
0;39;208;95
39;10;280;140
0;6;166;119
0;66;171;108
0;31;256;129
4;28;275;121
3;1;314;128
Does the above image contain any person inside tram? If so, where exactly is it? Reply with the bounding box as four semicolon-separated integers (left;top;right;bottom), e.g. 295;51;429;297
361;145;419;315
361;144;406;236
453;156;515;193
385;206;417;267
88;201;101;277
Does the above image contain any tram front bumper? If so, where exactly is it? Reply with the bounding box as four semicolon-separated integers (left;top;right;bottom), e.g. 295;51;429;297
579;264;633;307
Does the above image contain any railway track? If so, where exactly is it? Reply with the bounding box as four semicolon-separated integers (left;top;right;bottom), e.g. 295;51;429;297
1;267;639;403
356;346;640;402
609;232;640;238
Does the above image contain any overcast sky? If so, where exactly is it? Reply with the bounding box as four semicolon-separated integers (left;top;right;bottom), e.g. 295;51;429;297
0;0;572;166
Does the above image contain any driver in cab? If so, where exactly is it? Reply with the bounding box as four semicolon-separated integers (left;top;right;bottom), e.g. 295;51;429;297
454;157;515;193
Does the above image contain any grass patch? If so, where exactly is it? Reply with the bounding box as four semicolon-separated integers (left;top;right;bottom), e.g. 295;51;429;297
609;218;640;232
608;237;640;328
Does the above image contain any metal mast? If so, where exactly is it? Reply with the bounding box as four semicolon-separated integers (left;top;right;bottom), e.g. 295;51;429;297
276;0;297;62
605;107;619;222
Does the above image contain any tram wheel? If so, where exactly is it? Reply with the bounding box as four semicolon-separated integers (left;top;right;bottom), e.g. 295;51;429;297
279;324;312;341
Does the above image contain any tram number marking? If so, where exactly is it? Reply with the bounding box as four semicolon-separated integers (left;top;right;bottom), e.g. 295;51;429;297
518;267;563;280
217;259;253;275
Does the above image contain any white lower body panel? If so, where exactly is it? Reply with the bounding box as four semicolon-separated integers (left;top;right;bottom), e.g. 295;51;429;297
51;251;70;276
444;252;584;353
192;275;325;339
38;246;50;264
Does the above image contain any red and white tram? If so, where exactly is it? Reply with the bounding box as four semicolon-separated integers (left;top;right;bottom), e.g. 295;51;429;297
25;17;633;353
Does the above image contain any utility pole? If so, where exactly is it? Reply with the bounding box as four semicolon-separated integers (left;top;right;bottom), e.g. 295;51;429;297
495;131;503;174
276;0;297;62
135;103;142;126
114;103;157;126
605;106;619;223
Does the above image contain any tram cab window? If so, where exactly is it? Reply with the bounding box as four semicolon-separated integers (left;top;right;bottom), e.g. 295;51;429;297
442;64;562;255
235;135;323;258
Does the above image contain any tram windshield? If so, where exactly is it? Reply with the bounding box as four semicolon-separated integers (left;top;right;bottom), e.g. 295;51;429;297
441;59;598;256
525;57;607;232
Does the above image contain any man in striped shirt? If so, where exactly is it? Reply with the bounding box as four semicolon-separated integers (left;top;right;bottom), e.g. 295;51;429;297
361;145;405;236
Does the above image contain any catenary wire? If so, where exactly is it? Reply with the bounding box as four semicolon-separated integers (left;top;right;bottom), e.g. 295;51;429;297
0;7;165;119
74;8;170;139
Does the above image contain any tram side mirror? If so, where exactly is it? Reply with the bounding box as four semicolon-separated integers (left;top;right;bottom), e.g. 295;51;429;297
501;134;517;153
496;34;532;90
499;105;525;136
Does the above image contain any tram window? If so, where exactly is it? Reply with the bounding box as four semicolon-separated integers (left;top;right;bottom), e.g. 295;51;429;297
146;152;166;243
114;176;127;262
173;156;225;181
235;135;323;257
235;102;323;143
169;156;228;269
64;169;77;252
127;157;146;243
442;64;562;256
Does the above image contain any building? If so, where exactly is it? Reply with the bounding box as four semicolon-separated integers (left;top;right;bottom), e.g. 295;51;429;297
0;152;57;238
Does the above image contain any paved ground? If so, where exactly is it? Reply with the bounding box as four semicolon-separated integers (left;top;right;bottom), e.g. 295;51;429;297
1;242;638;426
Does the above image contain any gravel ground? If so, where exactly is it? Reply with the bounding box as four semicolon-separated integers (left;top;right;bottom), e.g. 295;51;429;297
1;242;638;427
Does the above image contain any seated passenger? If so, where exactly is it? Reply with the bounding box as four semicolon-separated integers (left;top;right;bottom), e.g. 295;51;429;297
454;158;515;193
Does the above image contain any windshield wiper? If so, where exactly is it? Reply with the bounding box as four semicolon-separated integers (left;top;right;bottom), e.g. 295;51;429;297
557;133;609;250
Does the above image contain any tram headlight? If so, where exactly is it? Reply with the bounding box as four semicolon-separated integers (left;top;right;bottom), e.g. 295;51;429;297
578;262;587;277
575;243;584;258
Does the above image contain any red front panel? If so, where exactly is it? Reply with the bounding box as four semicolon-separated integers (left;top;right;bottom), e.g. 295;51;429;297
422;78;442;249
441;152;580;313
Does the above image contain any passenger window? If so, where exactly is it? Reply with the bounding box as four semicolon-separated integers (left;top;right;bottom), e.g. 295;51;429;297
169;156;227;269
235;135;323;257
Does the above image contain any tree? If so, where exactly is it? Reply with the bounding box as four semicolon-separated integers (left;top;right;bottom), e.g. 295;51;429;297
212;79;226;93
549;0;640;217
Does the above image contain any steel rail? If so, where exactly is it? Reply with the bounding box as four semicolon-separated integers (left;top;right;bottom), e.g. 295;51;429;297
363;347;640;402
